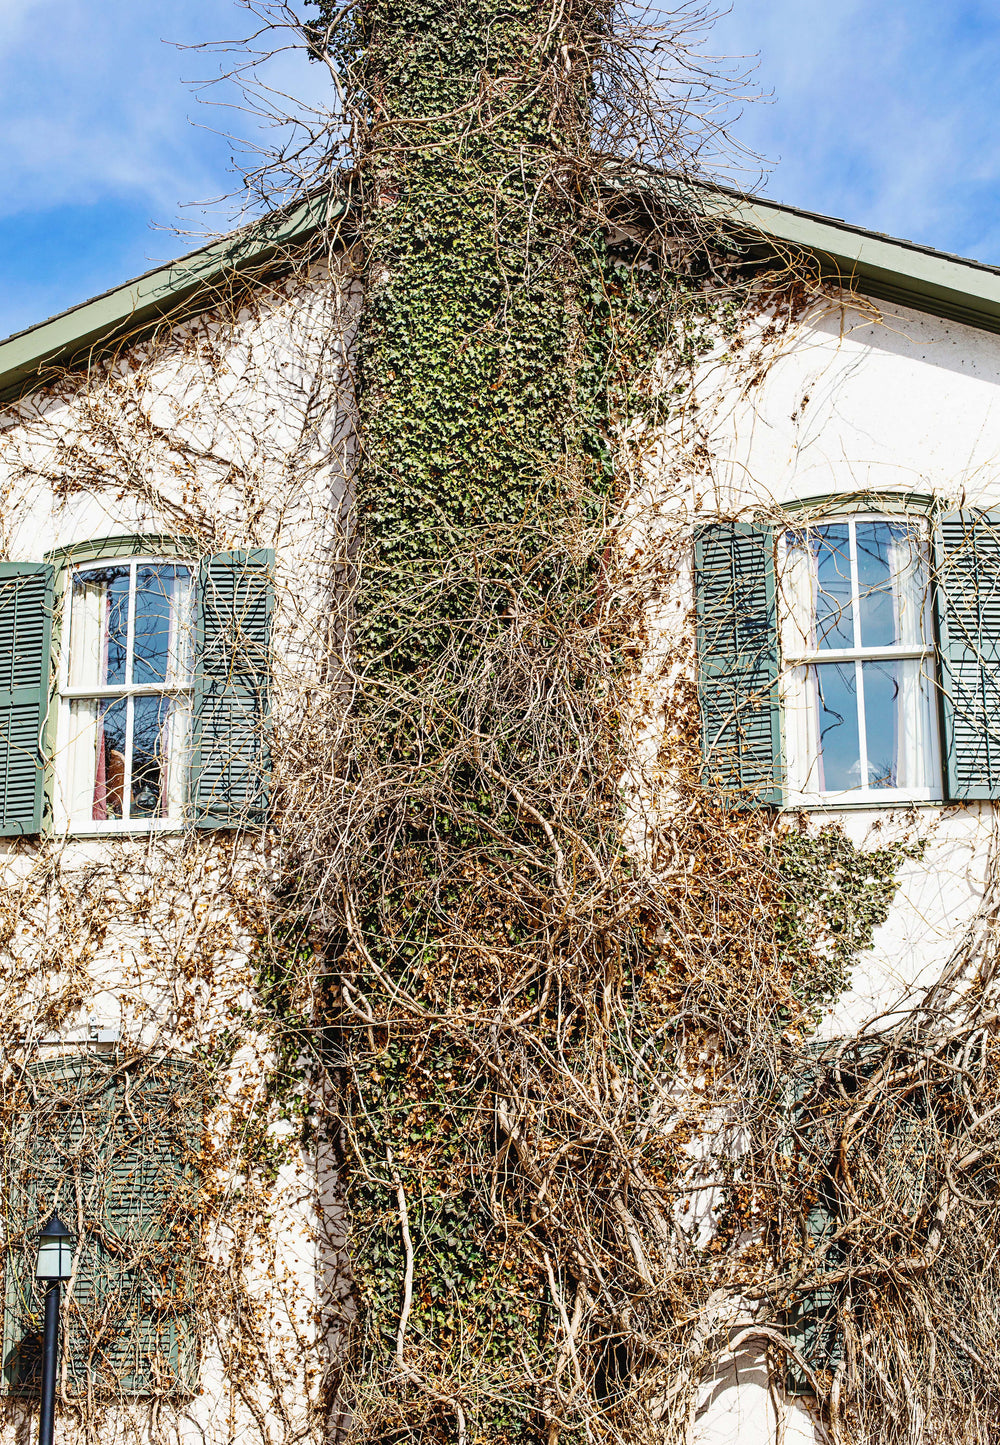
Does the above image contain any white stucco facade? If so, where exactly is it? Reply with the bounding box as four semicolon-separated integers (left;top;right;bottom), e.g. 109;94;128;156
686;292;1000;1443
1;202;999;1444
0;255;356;1445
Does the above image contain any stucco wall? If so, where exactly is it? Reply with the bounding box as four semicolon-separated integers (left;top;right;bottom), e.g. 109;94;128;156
0;259;356;1445
683;293;1000;1443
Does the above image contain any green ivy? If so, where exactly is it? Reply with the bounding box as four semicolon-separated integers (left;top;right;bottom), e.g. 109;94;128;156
772;826;923;1018
295;2;917;1438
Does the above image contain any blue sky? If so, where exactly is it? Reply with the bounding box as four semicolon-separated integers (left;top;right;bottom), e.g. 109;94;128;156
710;1;1000;261
2;0;1000;341
0;0;321;339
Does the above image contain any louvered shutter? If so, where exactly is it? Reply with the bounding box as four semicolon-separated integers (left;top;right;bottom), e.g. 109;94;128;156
779;1048;934;1395
694;523;782;805
934;511;1000;799
192;550;273;827
778;1052;842;1394
3;1055;201;1398
0;563;53;836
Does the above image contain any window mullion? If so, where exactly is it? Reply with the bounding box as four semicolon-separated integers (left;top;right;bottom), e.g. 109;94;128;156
63;684;186;700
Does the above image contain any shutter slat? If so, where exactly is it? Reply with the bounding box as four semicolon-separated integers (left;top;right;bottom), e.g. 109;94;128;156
3;1056;201;1398
935;511;1000;799
694;522;782;806
192;550;273;827
0;563;53;836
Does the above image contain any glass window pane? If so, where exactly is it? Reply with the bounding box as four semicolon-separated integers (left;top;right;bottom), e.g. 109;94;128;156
857;522;927;647
133;565;192;686
93;697;128;820
813;525;854;649
863;659;933;790
855;522;895;648
812;661;861;791
69;567;130;688
131;696;174;818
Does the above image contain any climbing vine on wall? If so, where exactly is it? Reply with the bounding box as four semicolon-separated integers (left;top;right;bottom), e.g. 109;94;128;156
280;2;941;1442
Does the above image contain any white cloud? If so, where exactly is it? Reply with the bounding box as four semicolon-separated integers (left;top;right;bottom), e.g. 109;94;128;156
0;0;326;231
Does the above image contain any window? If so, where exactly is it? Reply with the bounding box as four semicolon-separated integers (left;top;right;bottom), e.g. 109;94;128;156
58;560;194;829
0;543;274;837
778;1043;935;1395
694;509;1000;808
779;517;941;804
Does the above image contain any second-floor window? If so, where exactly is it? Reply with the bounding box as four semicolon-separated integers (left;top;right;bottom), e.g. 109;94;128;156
61;560;194;828
779;517;941;804
0;543;274;838
693;507;1000;809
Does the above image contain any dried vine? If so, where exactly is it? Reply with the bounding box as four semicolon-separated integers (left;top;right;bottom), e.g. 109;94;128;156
0;2;998;1443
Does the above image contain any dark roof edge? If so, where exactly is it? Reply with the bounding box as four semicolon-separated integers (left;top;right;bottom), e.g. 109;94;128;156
0;191;346;406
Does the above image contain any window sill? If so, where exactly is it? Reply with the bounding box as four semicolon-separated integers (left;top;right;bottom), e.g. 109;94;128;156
59;820;186;837
781;796;947;813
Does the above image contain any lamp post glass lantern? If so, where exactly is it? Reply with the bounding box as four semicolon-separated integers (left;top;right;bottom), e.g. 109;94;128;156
35;1214;74;1445
36;1214;74;1281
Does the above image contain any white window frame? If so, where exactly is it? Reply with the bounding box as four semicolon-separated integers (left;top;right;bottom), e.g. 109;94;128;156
53;554;195;835
778;513;943;807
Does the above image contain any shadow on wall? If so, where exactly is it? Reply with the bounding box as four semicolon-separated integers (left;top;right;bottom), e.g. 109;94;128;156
693;1346;820;1445
316;1123;355;1436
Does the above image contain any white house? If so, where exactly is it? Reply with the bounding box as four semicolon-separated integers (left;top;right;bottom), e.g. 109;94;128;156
681;198;1000;1443
1;183;999;1442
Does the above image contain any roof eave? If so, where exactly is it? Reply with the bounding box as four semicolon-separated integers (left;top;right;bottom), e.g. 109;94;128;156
726;193;1000;335
0;191;345;407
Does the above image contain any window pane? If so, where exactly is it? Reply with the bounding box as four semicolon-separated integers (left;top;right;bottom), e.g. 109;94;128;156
133;565;192;686
67;695;187;823
857;522;927;647
863;659;933;790
69;567;130;688
813;525;854;649
93;697;128;820
812;661;861;790
131;696;174;818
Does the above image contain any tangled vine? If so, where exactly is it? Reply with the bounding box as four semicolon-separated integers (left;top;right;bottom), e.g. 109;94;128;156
1;2;999;1443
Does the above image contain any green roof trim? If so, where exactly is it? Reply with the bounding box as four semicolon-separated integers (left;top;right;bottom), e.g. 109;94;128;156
721;189;1000;335
2;180;1000;408
0;191;345;405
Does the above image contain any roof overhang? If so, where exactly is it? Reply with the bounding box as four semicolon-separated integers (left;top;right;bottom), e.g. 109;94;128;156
0;190;345;406
2;178;1000;409
721;188;1000;335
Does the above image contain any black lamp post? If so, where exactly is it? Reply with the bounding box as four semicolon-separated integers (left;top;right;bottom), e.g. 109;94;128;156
35;1215;73;1445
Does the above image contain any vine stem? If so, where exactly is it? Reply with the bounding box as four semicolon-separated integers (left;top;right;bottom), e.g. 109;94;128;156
386;1148;414;1373
387;1148;469;1444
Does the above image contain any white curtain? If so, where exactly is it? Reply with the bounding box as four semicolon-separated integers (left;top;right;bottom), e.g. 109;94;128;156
63;700;99;822
778;534;824;796
68;577;108;688
886;529;932;789
167;569;194;686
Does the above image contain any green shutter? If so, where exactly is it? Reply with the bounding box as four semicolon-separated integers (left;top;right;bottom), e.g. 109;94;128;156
3;1055;201;1398
779;1047;935;1394
192;549;273;827
934;511;1000;799
694;522;782;806
0;563;53;837
778;1050;843;1394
